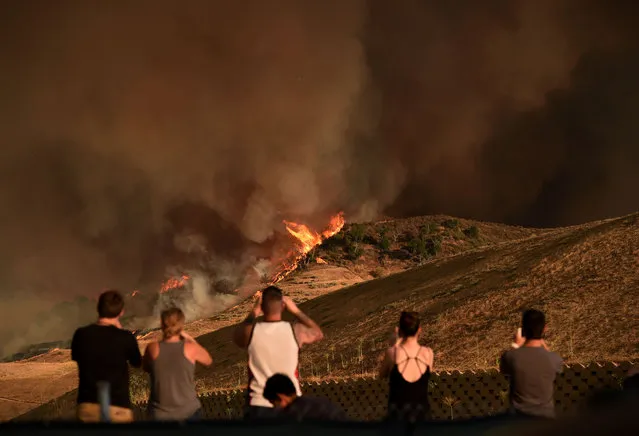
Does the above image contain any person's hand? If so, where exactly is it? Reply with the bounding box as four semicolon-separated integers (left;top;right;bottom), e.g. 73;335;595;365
180;331;195;343
513;327;525;347
282;296;300;315
251;292;263;318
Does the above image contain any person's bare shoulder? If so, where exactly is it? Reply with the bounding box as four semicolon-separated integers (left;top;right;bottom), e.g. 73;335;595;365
183;341;199;361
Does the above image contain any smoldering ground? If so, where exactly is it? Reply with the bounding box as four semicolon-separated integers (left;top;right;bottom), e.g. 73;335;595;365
0;0;638;356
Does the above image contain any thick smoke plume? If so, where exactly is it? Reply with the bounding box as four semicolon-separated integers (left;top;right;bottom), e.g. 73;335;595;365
1;0;638;355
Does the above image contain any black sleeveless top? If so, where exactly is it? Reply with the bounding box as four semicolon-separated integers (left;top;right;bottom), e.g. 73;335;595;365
388;346;431;421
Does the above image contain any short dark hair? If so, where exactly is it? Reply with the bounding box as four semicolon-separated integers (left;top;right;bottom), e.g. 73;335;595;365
97;290;124;318
261;286;283;312
263;373;296;404
398;311;420;337
522;309;545;340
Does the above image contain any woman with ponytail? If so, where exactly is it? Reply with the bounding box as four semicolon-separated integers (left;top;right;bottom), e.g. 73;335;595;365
142;307;212;420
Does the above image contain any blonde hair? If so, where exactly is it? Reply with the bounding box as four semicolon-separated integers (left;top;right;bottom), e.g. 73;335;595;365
161;307;185;338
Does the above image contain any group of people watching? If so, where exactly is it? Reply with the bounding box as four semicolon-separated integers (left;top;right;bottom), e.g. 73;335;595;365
70;286;589;423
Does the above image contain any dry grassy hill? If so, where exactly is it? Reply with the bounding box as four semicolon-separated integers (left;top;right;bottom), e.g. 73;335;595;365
4;213;638;420
190;212;638;391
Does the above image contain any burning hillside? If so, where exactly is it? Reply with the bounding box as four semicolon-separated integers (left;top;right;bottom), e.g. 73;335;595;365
126;212;346;327
273;212;345;283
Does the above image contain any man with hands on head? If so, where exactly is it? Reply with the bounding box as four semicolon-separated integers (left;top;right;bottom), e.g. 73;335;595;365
233;285;324;420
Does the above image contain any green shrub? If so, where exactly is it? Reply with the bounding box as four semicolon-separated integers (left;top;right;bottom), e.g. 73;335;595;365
407;234;442;261
379;235;391;252
407;237;427;256
348;224;366;243
442;219;459;229
463;225;480;238
322;233;344;251
425;237;442;256
420;223;434;236
347;244;363;260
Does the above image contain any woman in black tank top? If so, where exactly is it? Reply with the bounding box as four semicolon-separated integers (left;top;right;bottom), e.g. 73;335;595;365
379;311;434;422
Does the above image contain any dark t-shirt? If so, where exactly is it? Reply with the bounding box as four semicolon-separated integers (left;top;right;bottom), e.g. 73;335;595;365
71;324;142;408
285;396;347;421
500;346;563;418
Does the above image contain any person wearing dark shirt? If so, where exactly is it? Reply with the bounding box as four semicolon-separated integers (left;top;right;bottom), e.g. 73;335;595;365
71;290;142;422
263;373;347;421
500;309;563;419
379;311;434;422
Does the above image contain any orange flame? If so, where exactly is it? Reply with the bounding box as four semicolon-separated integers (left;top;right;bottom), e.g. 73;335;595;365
159;274;190;293
131;290;140;297
272;212;345;283
283;212;345;255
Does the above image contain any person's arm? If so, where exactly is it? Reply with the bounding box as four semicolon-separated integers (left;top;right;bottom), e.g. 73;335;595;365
499;350;511;375
378;347;395;379
127;332;142;368
511;327;525;349
71;329;80;362
284;297;323;347
501;327;524;374
233;294;262;348
422;347;434;372
142;343;155;373
181;332;213;366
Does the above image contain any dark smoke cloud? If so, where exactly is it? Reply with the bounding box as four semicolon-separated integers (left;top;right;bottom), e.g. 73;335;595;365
370;0;639;225
0;0;637;352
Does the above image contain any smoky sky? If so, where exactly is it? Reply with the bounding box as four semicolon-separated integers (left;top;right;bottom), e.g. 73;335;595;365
0;0;638;303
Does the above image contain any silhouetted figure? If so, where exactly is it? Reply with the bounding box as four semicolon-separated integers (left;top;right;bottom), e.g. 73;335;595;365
500;309;563;419
233;286;324;419
263;373;347;421
71;290;142;422
143;307;212;420
379;311;434;421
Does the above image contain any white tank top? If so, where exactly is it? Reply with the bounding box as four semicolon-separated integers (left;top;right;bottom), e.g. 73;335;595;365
247;321;301;407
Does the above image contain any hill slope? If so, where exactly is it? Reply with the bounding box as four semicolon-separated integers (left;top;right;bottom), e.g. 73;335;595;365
193;212;638;389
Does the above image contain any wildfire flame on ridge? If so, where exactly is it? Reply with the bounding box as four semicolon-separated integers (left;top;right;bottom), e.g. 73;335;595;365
148;212;345;295
272;212;345;283
159;274;190;294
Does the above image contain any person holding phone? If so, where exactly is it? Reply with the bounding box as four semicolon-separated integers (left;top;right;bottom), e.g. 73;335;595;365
143;307;212;421
500;309;563;419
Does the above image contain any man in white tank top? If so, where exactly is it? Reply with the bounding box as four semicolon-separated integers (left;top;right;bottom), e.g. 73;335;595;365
233;286;324;419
